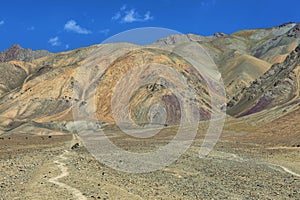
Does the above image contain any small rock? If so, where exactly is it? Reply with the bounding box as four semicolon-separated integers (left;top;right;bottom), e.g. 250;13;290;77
71;143;80;150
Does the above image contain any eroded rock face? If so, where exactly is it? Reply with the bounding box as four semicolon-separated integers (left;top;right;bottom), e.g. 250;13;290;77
227;44;300;117
0;63;27;96
94;48;214;125
286;23;300;38
0;45;50;63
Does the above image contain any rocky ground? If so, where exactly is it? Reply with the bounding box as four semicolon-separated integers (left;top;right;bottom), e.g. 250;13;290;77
0;130;299;200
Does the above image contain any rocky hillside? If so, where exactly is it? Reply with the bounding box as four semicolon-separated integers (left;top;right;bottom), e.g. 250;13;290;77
227;44;300;117
156;23;300;100
0;22;300;134
0;45;50;62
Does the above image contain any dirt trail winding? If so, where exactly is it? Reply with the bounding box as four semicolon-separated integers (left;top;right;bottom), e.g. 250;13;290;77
211;150;300;178
48;135;87;200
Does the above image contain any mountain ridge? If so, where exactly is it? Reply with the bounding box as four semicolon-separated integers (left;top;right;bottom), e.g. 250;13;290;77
0;44;50;63
0;22;300;136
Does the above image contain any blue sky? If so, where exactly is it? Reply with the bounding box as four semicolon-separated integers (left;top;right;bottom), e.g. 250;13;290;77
0;0;300;52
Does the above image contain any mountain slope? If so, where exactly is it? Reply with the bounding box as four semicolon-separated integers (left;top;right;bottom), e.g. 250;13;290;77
227;44;300;118
0;23;300;134
0;45;50;62
219;51;271;100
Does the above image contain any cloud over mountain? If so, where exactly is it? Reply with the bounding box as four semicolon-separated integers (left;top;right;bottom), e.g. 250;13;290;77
112;5;153;23
64;20;92;34
48;37;61;46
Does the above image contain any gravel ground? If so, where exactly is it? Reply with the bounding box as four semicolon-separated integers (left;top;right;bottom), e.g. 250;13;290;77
0;133;299;200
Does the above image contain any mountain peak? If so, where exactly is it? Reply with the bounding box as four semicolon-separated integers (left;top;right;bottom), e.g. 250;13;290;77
278;22;296;28
0;45;50;63
9;44;22;49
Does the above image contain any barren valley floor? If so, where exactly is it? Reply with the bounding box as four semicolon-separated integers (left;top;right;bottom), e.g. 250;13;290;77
0;130;299;200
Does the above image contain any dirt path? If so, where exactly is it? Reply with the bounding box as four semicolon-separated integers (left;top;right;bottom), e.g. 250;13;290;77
210;150;300;178
48;134;87;200
269;164;300;178
2;134;298;199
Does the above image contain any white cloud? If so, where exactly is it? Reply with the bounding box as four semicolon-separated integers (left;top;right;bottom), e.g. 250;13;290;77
122;9;153;23
99;29;110;35
112;6;153;23
0;20;4;26
64;20;92;34
65;44;70;49
144;11;153;21
48;37;61;46
123;9;139;23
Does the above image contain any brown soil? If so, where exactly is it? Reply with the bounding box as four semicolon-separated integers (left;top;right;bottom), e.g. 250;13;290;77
0;130;299;200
